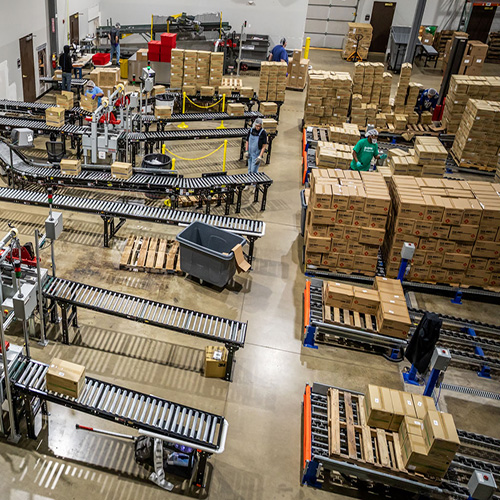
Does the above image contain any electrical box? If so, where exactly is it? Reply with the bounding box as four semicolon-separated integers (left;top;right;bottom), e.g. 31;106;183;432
45;212;63;240
11;128;34;147
430;347;451;372
401;242;415;260
13;283;37;320
467;471;497;500
128;92;139;108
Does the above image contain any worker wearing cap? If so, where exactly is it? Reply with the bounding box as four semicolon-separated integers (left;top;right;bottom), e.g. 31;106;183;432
350;129;387;172
269;38;289;63
417;88;439;114
109;22;121;64
245;118;267;174
85;80;104;106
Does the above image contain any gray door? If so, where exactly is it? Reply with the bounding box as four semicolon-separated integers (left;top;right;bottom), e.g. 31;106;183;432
304;0;358;48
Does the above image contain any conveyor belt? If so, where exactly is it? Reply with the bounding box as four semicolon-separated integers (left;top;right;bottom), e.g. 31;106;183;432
121;127;250;143
137;111;263;123
0;99;54;112
11;356;225;450
0;187;265;238
43;276;247;348
0;116;87;134
40;77;88;86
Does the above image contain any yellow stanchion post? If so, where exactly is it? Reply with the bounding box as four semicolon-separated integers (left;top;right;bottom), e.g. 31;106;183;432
304;37;311;59
162;144;166;154
222;140;227;172
151;14;153;41
177;92;188;129
171;157;176;171
217;93;226;129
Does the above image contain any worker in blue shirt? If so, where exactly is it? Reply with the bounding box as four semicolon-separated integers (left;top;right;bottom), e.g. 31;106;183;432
269;38;289;63
417;88;439;114
84;80;105;106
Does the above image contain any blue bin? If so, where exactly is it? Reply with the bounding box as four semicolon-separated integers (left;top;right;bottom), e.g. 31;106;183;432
176;221;247;287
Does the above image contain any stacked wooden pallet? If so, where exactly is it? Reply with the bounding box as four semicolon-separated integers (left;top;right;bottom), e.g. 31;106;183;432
120;236;182;274
487;32;500;62
433;30;454;58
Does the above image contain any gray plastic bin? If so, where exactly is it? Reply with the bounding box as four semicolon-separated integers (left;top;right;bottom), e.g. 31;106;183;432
176;221;246;287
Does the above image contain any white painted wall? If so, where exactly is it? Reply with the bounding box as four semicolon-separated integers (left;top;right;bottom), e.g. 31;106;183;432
99;0;309;50
356;0;463;31
57;0;100;50
0;0;49;100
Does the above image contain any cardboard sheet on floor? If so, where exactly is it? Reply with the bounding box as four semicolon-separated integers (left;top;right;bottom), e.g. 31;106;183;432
232;244;250;273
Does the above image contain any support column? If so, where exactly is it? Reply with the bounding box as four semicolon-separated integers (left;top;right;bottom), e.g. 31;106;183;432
403;0;427;64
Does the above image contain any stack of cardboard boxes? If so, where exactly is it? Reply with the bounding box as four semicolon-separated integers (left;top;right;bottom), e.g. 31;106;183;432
342;23;373;60
442;31;469;69
315;142;353;169
305;170;390;276
89;67;121;96
458;40;489;76
170;49;184;89
209;52;224;88
443;75;500;133
365;385;459;478
195;50;211;88
322;277;411;339
303;70;353;126
393;63;413;111
287;50;309;90
182;50;198;91
451;99;500;170
487;32;500;62
383;175;500;288
328;123;360;145
352;62;384;106
259;61;287;101
380;72;393;112
56;91;74;110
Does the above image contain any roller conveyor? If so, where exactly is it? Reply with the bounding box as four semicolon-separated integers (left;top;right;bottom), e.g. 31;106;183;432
0;116;88;135
43;275;247;349
10;356;226;450
122;127;250;143
136;111;263;124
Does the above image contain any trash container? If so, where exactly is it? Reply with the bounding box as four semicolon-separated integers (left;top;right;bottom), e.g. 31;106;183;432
142;153;172;170
176;221;247;287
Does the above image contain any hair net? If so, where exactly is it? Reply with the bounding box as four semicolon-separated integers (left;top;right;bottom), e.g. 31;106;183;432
86;80;95;88
280;38;286;45
254;118;263;127
366;128;379;137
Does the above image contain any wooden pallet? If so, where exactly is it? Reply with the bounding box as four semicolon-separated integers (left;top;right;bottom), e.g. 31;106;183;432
323;305;378;332
312;127;329;142
120;236;183;274
450;150;497;172
326;388;439;484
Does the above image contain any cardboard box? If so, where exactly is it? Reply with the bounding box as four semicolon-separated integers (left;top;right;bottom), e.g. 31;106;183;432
151;85;166;96
227;103;245;116
155;105;172;118
260;102;278;115
46;358;85;398
365;384;393;429
204;346;228;378
56;90;74;110
60;159;81;176
111;161;133;180
423;410;460;456
45;106;65;126
81;95;98;112
306;231;331;253
412;394;435;419
323;281;354;308
352;288;379;314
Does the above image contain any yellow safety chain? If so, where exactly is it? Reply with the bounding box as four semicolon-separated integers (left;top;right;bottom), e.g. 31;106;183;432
185;95;224;109
163;142;225;161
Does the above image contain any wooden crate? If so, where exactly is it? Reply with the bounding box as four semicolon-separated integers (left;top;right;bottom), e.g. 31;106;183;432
120;236;183;274
326;388;439;484
323;305;378;332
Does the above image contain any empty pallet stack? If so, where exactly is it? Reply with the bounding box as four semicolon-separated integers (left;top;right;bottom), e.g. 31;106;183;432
442;75;500;133
342;23;373;60
305;170;390;276
487;32;500;62
259;61;287;101
451;99;500;171
383;175;500;288
304;70;353;126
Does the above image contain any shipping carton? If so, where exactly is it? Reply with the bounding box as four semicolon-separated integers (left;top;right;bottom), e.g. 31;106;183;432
46;358;85;398
204;346;228;378
365;384;393;429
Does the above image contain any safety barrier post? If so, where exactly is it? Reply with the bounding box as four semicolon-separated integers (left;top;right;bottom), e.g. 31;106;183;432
222;140;228;172
151;14;153;41
217;93;226;129
304;37;311;59
177;92;189;129
171;157;176;171
162;144;166;154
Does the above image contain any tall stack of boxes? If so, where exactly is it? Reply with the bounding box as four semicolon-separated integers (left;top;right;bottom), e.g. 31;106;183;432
305;170;390;276
443;75;500;133
170;49;184;89
380;72;393;112
315;142;353;169
209;52;224;88
183;50;198;92
383;175;500;288
259;61;287;101
458;40;489;76
364;385;460;478
342;23;373;60
303;70;352;125
287;50;309;90
328;123;360;145
196;50;211;89
451;99;500;170
352;62;384;106
393;63;412;111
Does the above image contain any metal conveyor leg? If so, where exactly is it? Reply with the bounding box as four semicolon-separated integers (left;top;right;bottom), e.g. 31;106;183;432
224;346;237;381
195;452;209;488
247;238;255;266
261;185;269;211
253;186;259;204
60;304;70;345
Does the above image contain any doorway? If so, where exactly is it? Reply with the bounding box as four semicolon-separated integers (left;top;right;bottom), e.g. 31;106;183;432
369;1;397;53
466;5;497;43
19;34;36;102
70;13;80;45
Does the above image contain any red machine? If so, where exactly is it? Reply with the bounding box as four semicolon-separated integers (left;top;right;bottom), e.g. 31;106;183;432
0;243;37;267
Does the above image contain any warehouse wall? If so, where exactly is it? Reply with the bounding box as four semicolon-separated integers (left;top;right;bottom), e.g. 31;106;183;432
57;0;101;51
99;0;309;50
356;0;463;32
0;1;49;100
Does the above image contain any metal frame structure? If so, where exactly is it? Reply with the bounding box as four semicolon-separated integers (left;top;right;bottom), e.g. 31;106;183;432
0;187;265;263
42;276;246;381
301;382;500;499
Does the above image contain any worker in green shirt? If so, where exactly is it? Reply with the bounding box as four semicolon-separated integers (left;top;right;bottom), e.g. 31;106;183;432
350;129;387;171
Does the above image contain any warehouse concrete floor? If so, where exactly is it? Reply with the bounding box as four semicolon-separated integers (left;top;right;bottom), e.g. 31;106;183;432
0;50;499;500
